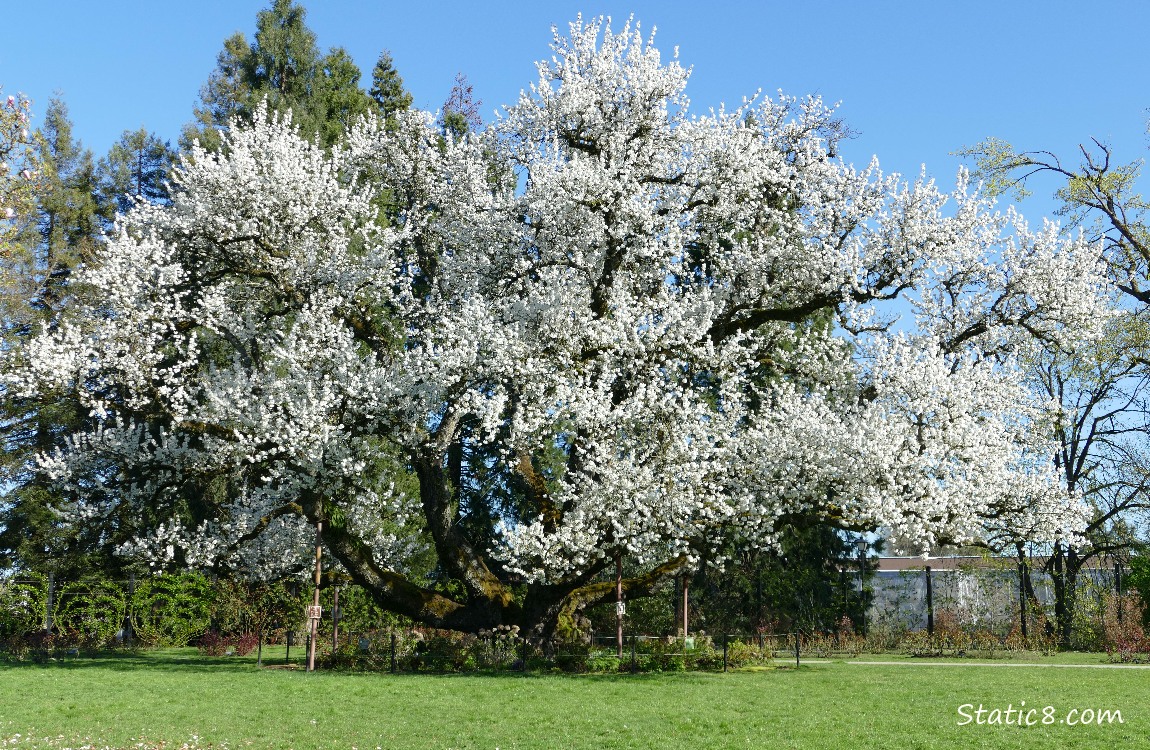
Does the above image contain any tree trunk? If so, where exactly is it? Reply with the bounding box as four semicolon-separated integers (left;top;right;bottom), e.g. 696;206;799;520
1050;543;1079;650
1062;548;1082;649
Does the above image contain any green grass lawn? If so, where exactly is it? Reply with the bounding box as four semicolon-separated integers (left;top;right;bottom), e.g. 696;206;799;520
1;649;1147;749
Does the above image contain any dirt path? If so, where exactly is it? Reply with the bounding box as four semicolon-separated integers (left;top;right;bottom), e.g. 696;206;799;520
846;660;1150;669
766;658;1150;669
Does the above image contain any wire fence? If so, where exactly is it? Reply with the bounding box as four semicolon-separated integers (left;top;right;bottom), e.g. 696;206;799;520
3;572;1148;669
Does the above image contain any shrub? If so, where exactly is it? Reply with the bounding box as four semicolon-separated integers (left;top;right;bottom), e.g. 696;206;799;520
1104;593;1150;663
585;653;621;672
131;573;212;647
0;576;47;639
722;638;763;668
197;631;229;657
233;632;260;656
2;630;56;662
54;578;127;651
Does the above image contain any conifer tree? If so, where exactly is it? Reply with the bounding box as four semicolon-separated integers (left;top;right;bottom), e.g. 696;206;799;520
369;50;413;120
0;96;108;578
313;47;375;147
97;128;176;218
32;97;101;311
182;0;381;150
183;32;253;153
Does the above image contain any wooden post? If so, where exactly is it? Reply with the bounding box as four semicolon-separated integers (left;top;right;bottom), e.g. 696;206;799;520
615;552;624;659
124;573;136;646
925;565;934;637
45;572;55;633
1018;560;1028;638
682;574;689;639
307;522;323;672
390;631;397;673
332;585;340;654
1116;562;1125;624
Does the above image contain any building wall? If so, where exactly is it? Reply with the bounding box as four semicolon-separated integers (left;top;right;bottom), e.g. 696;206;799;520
865;566;1118;633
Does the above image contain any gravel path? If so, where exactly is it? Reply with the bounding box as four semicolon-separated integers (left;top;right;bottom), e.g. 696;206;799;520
846;660;1150;669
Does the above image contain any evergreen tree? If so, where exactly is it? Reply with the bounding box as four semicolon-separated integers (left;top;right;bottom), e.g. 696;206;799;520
1;89;38;275
313;47;375;147
246;0;320;106
182;0;382;150
369;50;412;120
183;32;253;153
97;128;177;218
1;96;110;578
32;98;101;311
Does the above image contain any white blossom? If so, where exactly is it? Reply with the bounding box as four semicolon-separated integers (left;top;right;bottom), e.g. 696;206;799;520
10;19;1109;609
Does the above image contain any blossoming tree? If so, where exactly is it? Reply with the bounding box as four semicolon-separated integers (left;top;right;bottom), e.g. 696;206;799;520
1;89;38;285
12;19;1110;637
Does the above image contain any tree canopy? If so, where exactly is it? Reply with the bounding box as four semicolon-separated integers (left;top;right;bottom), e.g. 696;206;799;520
8;18;1109;638
182;0;404;151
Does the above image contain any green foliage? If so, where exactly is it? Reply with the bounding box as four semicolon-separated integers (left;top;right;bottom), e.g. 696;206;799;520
1127;555;1150;627
130;572;213;647
96;128;176;217
183;0;407;151
323;581;397;634
313;47;375;146
54;577;127;648
0;575;46;637
183;32;251;152
31;97;102;306
954;137;1035;201
369;50;412;119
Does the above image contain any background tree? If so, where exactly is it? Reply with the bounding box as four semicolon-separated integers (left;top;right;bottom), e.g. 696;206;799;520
1029;310;1150;646
183;32;253;153
32;97;102;310
961;119;1150;646
0;96;110;579
959;133;1150;307
0;89;39;277
312;48;375;147
96;128;177;218
439;72;481;139
182;0;383;151
369;51;412;121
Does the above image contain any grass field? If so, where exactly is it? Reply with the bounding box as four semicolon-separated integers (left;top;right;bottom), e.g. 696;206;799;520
1;649;1148;749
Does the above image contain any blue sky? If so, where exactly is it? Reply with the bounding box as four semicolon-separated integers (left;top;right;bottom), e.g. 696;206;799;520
3;1;1147;222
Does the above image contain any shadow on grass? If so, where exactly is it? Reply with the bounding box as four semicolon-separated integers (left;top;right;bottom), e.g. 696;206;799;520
0;650;280;674
0;649;795;680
